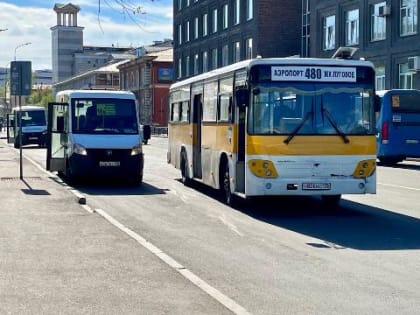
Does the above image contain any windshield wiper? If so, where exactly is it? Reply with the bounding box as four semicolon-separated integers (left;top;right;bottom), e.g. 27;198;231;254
284;110;313;144
322;105;350;144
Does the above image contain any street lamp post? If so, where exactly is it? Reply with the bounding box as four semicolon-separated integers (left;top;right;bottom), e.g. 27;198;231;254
14;42;31;61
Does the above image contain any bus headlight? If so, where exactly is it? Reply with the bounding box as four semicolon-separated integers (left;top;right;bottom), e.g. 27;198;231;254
248;159;278;178
131;144;143;156
73;143;87;156
352;159;376;178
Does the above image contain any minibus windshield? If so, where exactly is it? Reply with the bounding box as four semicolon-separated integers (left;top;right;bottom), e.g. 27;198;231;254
18;110;46;127
71;98;138;134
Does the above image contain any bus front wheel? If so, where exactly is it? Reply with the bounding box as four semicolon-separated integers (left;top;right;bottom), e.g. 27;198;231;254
180;151;190;186
220;161;236;207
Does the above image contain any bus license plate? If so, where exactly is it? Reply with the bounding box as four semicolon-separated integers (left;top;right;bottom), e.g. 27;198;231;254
99;161;120;167
302;183;331;190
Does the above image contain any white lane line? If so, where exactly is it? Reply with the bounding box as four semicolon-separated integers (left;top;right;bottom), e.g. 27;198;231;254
94;208;251;315
378;182;420;192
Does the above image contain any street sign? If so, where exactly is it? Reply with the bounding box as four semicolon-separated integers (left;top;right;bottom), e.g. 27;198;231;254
10;61;32;96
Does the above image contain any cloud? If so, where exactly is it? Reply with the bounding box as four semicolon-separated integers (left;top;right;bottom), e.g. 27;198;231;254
0;1;173;70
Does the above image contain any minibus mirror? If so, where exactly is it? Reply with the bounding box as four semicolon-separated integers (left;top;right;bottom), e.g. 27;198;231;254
235;88;249;108
374;95;381;112
76;102;85;109
56;116;64;133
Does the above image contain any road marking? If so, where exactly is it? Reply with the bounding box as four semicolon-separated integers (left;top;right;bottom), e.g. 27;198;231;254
95;208;251;315
378;182;420;192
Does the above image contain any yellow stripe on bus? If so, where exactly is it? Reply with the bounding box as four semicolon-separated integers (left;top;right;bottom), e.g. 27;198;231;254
247;135;376;155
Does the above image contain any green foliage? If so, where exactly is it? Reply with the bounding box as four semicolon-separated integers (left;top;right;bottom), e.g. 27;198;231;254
28;87;53;108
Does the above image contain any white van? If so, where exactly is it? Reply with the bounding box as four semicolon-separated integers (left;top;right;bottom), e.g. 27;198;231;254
9;105;47;148
46;90;144;185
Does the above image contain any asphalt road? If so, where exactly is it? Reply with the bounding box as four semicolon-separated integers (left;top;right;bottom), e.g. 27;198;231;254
19;137;420;315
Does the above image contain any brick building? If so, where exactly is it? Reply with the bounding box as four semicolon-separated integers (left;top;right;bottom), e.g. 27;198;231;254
118;48;173;126
306;0;420;90
173;0;301;80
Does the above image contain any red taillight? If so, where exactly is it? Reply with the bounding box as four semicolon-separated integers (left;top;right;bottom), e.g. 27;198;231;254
381;121;389;142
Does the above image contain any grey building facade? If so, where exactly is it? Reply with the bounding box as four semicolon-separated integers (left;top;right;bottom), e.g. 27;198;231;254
307;0;420;90
50;3;134;89
173;0;301;81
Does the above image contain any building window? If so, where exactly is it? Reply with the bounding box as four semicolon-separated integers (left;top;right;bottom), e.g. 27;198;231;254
234;41;241;62
211;48;218;70
186;0;190;7
178;0;182;11
400;0;417;36
223;4;228;29
345;9;359;46
323;15;335;50
212;8;218;33
186;21;190;42
203;13;208;37
178;58;182;78
301;0;310;57
202;51;208;73
371;2;386;41
185;55;190;77
194;54;199;75
399;63;414;88
222;44;229;66
246;0;253;21
246;38;253;59
234;0;240;25
178;24;182;44
194;17;199;39
375;66;385;90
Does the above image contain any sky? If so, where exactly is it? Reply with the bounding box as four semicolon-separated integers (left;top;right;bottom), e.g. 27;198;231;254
0;0;173;70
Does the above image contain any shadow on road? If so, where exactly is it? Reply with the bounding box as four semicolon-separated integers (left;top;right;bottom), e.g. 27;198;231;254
183;178;420;251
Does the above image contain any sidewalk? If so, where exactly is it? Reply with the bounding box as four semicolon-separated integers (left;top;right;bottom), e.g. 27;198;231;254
0;131;230;314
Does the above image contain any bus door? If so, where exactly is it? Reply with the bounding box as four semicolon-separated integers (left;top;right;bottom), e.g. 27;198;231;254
46;102;68;172
235;102;246;193
192;93;202;179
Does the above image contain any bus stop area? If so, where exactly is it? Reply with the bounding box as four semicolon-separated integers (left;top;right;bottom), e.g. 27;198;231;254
0;130;227;314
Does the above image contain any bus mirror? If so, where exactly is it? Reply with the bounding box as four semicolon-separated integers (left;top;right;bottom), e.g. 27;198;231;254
374;95;381;112
235;88;249;108
56;116;64;133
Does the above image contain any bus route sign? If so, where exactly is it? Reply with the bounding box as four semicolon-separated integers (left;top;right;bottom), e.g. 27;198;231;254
271;66;357;83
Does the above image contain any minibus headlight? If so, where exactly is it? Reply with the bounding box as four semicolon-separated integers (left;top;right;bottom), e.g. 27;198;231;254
131;144;143;156
73;143;87;156
248;159;278;178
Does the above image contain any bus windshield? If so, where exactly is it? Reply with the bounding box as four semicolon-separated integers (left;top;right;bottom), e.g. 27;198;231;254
248;82;375;137
71;98;138;134
18;110;46;127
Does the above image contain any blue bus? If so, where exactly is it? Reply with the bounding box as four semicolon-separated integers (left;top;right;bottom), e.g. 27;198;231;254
376;89;420;165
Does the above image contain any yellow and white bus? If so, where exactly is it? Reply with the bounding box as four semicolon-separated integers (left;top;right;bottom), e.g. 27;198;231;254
167;58;377;207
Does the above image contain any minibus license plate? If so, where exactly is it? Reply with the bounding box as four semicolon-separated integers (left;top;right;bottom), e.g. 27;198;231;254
302;183;331;190
99;161;120;167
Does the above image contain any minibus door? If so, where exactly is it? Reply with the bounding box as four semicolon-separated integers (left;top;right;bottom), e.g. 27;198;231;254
46;102;68;172
6;113;15;144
